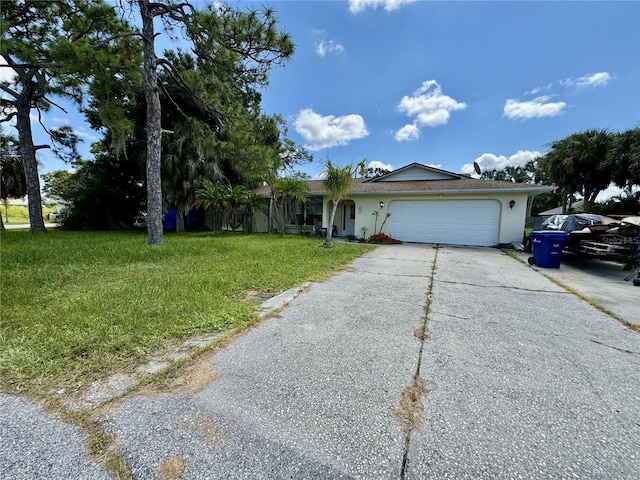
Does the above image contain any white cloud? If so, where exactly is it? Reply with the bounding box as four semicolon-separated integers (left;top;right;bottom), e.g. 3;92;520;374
394;80;466;141
394;123;420;141
315;40;345;57
524;83;552;96
294;108;369;150
367;160;393;171
503;95;566;120
461;150;542;176
212;2;229;15
561;71;612;89
349;0;415;13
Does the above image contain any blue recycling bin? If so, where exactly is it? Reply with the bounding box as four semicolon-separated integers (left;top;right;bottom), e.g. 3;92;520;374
530;230;569;268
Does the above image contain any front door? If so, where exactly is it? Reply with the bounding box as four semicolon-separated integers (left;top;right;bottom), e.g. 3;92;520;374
341;201;356;236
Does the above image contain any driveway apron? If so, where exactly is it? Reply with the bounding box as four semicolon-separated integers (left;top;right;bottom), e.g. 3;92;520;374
99;244;435;479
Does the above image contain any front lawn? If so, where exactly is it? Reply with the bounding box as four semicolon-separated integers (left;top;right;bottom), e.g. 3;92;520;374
0;230;374;396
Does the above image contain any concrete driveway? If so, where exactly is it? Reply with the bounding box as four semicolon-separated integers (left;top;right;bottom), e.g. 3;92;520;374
520;250;639;327
1;244;639;479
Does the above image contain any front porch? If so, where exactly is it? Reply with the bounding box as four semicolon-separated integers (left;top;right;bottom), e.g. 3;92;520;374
280;198;356;238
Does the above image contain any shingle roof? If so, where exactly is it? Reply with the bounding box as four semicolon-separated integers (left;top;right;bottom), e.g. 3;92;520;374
307;178;552;195
255;177;554;197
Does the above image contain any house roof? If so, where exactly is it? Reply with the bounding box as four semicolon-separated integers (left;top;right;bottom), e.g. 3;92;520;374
256;163;555;197
539;199;585;216
368;162;469;182
304;178;553;196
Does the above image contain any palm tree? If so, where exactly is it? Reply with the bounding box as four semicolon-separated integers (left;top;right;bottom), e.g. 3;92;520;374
322;159;357;246
194;182;228;231
195;182;266;233
272;176;309;232
608;127;640;190
241;191;268;233
162;118;221;232
544;129;613;212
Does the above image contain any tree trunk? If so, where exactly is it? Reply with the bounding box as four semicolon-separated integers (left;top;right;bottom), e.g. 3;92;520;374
139;0;163;246
176;209;185;233
325;199;338;244
584;190;598;213
268;194;274;233
16;93;46;234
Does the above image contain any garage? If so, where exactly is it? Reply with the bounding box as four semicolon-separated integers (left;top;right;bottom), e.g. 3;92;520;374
388;199;501;246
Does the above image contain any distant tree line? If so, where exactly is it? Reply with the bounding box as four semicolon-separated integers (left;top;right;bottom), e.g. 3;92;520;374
480;127;640;216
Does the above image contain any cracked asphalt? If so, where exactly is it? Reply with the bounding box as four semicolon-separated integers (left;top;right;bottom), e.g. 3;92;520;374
1;244;639;479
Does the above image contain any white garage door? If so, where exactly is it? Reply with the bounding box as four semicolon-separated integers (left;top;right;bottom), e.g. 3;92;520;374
388;200;500;246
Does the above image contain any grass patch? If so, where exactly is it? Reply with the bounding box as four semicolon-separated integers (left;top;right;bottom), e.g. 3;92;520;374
0;230;374;396
0;204;57;224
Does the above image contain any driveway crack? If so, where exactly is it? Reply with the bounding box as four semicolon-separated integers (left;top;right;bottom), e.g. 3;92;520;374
436;278;572;294
589;339;640;355
395;248;438;479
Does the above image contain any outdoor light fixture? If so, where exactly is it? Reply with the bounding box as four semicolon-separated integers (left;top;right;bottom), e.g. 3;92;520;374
379;201;385;209
509;200;516;209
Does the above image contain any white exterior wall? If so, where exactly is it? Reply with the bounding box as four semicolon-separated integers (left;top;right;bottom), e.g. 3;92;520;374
257;192;530;244
325;193;529;245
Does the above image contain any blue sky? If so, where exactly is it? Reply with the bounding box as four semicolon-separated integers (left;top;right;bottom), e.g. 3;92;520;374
4;0;639;196
256;0;640;181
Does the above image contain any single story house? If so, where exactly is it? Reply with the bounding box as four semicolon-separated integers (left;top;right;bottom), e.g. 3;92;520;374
257;163;555;247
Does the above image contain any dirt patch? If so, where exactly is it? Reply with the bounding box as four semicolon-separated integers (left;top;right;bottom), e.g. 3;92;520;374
245;290;274;302
165;355;220;394
158;455;187;480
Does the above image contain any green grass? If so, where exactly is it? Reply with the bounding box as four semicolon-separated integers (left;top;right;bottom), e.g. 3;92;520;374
1;204;58;224
0;230;374;396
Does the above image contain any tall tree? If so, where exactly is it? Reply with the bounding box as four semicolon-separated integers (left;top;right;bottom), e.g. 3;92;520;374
136;0;166;245
544;129;613;212
0;0;140;234
322;160;361;246
128;0;294;245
